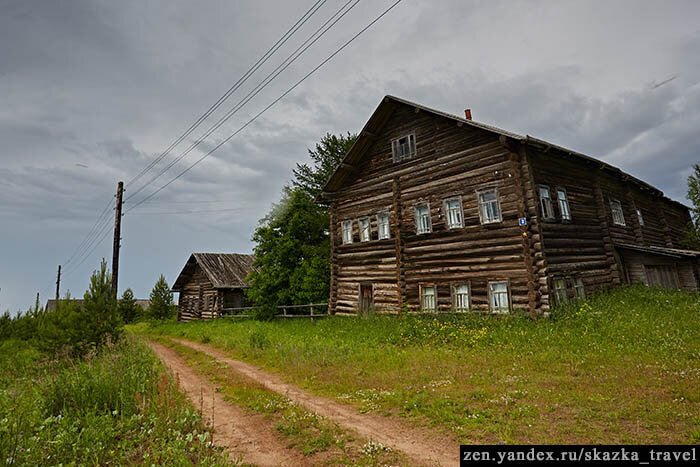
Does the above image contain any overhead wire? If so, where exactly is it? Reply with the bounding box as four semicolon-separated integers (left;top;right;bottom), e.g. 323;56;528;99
125;0;329;189
126;0;404;212
125;0;360;205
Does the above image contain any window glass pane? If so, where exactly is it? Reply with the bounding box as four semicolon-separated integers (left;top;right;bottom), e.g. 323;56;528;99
342;220;353;244
377;213;390;239
454;284;469;311
359;218;370;242
489;282;509;312
636;209;644;226
478;190;500;224
445;199;462;228
421;286;436;310
416;205;431;233
610;200;625;225
539;186;554;219
557;189;571;220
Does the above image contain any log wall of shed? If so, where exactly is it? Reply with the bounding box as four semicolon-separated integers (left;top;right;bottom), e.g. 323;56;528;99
177;264;219;321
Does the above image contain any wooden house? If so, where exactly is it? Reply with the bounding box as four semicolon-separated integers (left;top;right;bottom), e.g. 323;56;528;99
319;95;699;315
172;253;255;321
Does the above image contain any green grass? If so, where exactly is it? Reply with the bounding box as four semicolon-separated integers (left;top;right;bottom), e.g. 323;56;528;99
0;335;237;466
141;285;700;444
153;336;406;465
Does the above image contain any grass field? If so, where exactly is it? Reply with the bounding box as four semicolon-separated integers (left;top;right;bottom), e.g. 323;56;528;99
142;285;700;445
0;335;235;465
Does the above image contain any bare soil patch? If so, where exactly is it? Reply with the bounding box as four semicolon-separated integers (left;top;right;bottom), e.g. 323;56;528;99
171;338;459;466
148;342;310;467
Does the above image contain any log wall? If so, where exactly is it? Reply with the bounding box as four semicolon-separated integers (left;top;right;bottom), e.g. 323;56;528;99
177;264;220;321
331;107;534;314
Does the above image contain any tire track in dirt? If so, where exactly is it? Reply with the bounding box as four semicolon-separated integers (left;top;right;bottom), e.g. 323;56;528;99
171;338;459;467
148;342;310;467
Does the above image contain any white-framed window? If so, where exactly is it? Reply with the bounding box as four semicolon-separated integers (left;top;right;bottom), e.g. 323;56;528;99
415;203;432;234
539;185;555;220
444;197;463;229
477;188;501;224
557;188;572;221
453;284;470;311
610;199;625;226
420;285;436;311
377;212;391;240
391;133;416;162
636;208;644;227
341;220;353;244
358;217;371;242
488;281;510;313
573;276;585;300
553;277;568;304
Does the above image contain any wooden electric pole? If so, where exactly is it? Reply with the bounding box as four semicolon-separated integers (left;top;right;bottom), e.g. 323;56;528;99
111;181;124;299
55;264;61;303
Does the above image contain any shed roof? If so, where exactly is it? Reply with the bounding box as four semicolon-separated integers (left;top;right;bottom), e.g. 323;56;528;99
320;95;688;210
614;242;700;259
171;253;256;291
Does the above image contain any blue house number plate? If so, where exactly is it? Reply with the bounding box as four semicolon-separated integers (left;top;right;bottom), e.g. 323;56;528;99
518;217;527;226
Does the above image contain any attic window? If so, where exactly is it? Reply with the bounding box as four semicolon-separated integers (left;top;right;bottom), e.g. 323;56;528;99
392;134;416;162
610;199;626;226
636;208;645;227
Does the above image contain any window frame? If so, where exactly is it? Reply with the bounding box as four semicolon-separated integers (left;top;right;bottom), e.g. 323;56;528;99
341;219;353;245
552;276;568;304
538;185;556;221
377;211;391;240
391;133;417;163
556;186;572;222
609;199;626;226
443;196;464;229
451;282;471;312
476;187;502;225
358;217;371;242
419;284;437;312
488;280;511;314
636;208;645;227
415;202;432;234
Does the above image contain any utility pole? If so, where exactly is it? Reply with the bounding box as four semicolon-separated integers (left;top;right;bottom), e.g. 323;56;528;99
111;181;124;299
55;265;61;302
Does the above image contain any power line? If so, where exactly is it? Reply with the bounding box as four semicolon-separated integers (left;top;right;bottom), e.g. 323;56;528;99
127;0;404;212
125;0;329;189
62;218;115;278
64;198;114;267
127;206;260;215
125;0;360;205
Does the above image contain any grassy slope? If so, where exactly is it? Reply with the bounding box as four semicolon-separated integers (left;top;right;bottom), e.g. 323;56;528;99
142;285;700;444
0;336;235;466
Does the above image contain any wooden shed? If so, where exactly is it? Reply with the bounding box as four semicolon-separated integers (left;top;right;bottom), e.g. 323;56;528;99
172;253;255;321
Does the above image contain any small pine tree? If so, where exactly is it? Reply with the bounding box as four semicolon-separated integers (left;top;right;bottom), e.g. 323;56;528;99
118;288;140;323
148;275;175;320
81;259;122;348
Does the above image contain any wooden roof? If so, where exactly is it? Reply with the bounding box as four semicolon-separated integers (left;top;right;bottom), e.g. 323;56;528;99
319;95;688;210
614;242;700;259
171;253;256;291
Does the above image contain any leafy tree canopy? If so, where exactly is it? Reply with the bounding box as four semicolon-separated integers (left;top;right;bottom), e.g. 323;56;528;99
247;132;354;318
683;163;700;250
292;132;357;197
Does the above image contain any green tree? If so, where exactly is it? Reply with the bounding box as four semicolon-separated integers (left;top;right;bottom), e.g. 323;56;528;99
247;188;330;318
80;259;122;348
118;288;140;323
247;132;354;318
292;132;357;197
682;163;700;250
148;275;175;320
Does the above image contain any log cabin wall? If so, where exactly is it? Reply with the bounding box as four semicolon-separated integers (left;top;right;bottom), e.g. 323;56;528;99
527;148;698;298
177;263;219;321
526;150;614;298
331;106;536;314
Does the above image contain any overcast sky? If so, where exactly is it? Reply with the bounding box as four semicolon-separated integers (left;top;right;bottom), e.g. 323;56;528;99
1;0;699;313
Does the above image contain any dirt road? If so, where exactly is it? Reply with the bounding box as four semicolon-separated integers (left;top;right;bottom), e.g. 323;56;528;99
171;338;459;466
148;342;310;466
